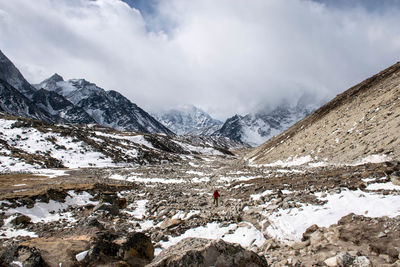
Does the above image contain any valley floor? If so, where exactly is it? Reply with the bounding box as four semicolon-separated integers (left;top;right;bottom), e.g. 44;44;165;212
0;153;399;266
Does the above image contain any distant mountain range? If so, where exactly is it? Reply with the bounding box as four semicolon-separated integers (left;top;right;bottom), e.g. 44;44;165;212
153;105;223;135
1;49;320;146
0;49;173;135
213;99;317;146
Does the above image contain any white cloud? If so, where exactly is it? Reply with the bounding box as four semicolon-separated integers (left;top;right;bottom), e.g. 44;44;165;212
0;0;399;119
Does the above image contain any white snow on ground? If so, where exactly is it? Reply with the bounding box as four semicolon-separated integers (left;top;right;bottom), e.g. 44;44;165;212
125;135;154;148
265;189;400;242
191;177;210;183
109;174;126;181
219;176;260;183
174;141;224;156
125;200;148;219
13;184;26;187
186;170;205;176
261;155;313;167
31;169;70;178
4;191;98;223
250;190;274;200
366;182;400;191
171;210;201;220
128;177;185;184
0;228;38;239
158;222;266;255
354;154;392;165
0;155;38;173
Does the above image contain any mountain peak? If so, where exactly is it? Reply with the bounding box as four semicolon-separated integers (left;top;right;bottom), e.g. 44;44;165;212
154;105;222;135
48;73;64;82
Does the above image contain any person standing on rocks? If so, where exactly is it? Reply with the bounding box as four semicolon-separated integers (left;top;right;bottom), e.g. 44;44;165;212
213;189;220;207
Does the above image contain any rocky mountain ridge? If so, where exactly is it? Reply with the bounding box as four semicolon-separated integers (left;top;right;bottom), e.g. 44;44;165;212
0;50;173;135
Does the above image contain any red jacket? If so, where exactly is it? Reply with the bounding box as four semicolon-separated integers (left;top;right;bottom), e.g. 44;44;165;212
213;190;220;198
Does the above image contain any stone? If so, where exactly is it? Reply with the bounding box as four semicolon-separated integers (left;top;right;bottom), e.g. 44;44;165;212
147;237;269;267
336;252;355;266
288;240;310;250
352;256;372;267
92;202;119;216
0;245;45;267
324;256;338;266
118;232;154;266
390;172;400;186
302;224;318;241
10;214;31;226
85;216;104;229
160;218;182;230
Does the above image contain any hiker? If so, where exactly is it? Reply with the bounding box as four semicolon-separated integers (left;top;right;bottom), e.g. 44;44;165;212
213;189;220;207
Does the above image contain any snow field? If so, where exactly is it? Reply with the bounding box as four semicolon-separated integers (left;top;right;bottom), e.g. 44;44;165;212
264;188;400;242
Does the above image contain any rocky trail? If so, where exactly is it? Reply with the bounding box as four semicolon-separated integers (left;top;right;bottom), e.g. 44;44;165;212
0;152;399;266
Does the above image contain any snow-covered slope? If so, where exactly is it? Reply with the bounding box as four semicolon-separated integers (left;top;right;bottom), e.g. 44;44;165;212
213;101;316;146
36;74;174;135
0;114;233;172
153;105;222;135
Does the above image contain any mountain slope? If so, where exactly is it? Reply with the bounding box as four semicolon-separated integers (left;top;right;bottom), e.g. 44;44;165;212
154;105;222;135
0;79;56;122
246;61;400;165
36;75;174;135
32;88;95;124
0;50;37;98
213;102;315;146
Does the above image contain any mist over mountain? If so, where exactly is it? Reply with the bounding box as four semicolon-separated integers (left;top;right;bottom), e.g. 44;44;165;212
213;97;319;146
153;105;223;135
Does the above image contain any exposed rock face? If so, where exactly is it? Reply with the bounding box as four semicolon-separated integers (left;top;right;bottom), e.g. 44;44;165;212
0;50;37;98
37;75;175;135
0;245;46;267
247;61;400;165
86;230;154;267
148;237;268;267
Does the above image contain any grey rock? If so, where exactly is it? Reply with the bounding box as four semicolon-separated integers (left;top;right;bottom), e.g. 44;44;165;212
352;256;372;267
147;237;268;267
337;252;355;266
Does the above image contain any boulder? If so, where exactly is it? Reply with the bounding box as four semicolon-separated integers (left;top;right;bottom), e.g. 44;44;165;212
147;237;268;267
391;172;400;186
92;202;119;216
0;245;45;267
352;256;372;267
10;214;32;226
117;232;154;266
160;218;182;230
86;230;153;267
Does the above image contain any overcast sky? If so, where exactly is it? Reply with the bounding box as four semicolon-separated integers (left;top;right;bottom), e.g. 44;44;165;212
0;0;399;119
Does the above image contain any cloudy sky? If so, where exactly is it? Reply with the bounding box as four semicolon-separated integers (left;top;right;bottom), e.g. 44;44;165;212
0;0;399;119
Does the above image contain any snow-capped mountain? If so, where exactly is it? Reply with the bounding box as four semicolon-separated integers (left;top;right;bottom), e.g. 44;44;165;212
153;105;223;135
36;74;174;135
213;100;317;146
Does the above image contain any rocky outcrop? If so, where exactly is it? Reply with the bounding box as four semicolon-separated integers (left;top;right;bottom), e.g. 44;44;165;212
85;230;154;267
147;237;268;267
0;245;46;267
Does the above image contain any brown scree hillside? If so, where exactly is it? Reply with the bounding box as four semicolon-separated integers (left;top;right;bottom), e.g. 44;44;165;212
246;61;400;165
